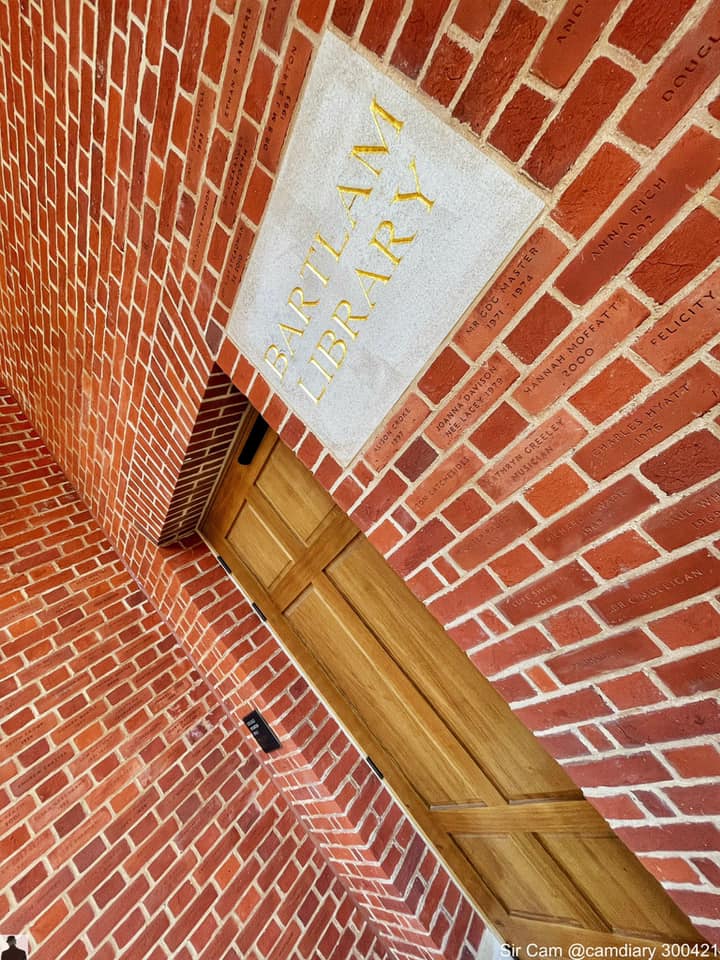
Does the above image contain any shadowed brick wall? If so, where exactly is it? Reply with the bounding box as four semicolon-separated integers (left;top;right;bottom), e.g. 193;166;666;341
1;0;720;945
0;388;393;960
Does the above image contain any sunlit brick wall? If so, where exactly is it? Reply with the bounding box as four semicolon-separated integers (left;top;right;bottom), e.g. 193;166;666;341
1;0;719;943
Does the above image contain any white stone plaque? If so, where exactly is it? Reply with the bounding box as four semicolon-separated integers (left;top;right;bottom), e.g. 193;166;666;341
227;31;544;466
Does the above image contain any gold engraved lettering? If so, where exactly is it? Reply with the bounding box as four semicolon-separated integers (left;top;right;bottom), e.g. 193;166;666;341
309;355;334;382
297;376;327;405
393;158;435;210
315;231;350;261
331;300;368;339
350;98;404;177
278;321;305;354
299;247;330;286
337;184;372;229
264;344;288;381
355;267;391;309
315;330;347;368
369;219;415;266
287;286;318;324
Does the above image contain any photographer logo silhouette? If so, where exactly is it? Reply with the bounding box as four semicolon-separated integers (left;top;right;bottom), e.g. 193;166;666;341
1;935;28;960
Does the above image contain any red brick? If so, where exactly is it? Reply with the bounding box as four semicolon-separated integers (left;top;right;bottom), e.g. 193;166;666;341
392;505;417;533
454;2;546;134
471;626;552;677
297;0;331;30
537;730;590;759
368;518;403;554
202;16;231;85
478;410;586;502
525;58;634;189
609;0;696;63
262;0;293;52
570;356;650;425
218;119;258;227
656;645;720;699
693;857;720;887
388;519;454;577
391;0;453;79
609;699;720;749
498;560;597;626
591;549;720;626
552;143;640;238
632;267;720;374
548;628;660;685
601;671;665;710
525;463;588;517
395;437;438;482
433;556;460;587
359;0;405;57
592;795;646;821
407;447;481;520
488;85;554;163
633;207;720;305
671;890;720;922
425;353;519;450
441;489;491;533
532;476;657;562
492;673;535;703
297;432;323;469
616;821;720;855
333;475;362;512
455;229;568;359
242;165;272;225
574;363;720;481
620;5;720;148
417;347;469;404
514;289;648;415
650;602;720;649
244;51;275;124
331;0;363;34
584;530;659;580
490;544;543;587
366;395;430;471
665;744;720;779
450;502;536;571
453;0;500;40
567;752;673;788
428;569;501;623
504;294;571;365
516;687;610;731
420;36;473;108
408;566;443;601
447;618;488;652
557;126;720;305
353;471;409;527
642;430;720;495
644;477;720;551
543;605;600;646
218;221;254;309
532;0;623;88
468;404;526;460
259;31;312;173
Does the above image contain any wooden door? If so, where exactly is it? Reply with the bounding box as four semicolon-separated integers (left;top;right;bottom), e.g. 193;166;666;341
201;414;701;954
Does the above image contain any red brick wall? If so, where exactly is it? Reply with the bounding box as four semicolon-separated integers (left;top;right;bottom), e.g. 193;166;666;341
0;388;393;960
1;0;719;944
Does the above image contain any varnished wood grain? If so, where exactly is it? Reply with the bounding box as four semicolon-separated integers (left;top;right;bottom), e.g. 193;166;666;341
201;412;704;953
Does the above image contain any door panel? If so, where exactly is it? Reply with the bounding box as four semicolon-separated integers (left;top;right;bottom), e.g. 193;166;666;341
201;414;702;953
327;538;575;801
227;502;292;586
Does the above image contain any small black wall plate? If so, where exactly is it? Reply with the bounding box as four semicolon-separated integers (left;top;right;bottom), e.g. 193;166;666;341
243;709;282;753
